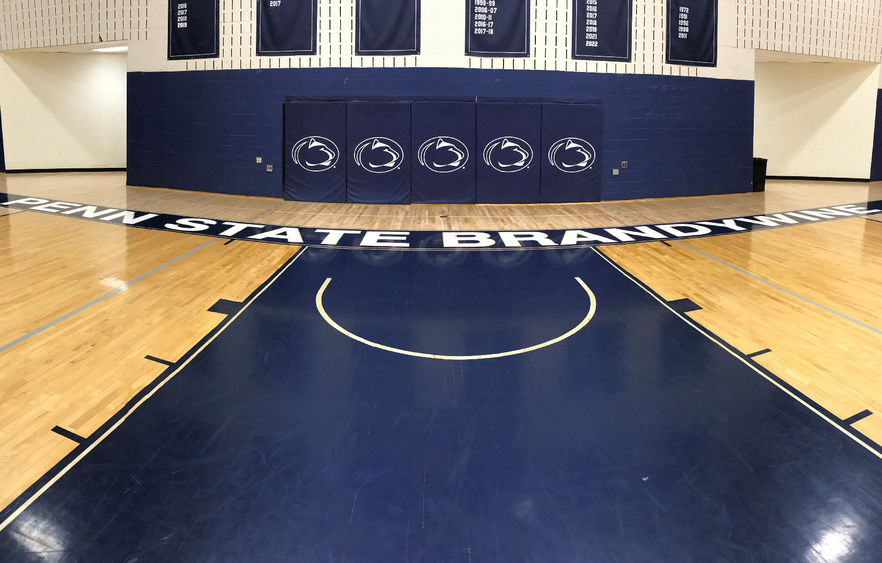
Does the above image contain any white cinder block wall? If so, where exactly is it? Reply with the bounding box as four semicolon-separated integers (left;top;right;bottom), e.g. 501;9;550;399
742;0;882;178
2;1;882;175
0;52;127;169
755;61;880;178
0;0;149;51
735;0;882;63
126;0;751;80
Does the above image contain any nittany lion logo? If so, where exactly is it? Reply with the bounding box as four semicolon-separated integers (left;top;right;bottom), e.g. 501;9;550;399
417;136;470;174
353;137;405;174
482;136;533;173
547;137;596;174
291;136;340;173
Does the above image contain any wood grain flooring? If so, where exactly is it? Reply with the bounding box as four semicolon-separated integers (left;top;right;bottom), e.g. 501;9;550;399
600;217;882;444
0;211;296;511
2;171;881;231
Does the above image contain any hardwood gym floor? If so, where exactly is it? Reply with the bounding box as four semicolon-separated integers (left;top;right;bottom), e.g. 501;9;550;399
1;172;882;559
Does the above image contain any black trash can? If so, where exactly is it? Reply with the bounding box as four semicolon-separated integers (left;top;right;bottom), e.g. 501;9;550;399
752;157;768;192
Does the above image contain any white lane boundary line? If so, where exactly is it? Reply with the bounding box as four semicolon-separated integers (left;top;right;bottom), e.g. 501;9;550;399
0;246;309;532
316;276;597;361
591;247;881;460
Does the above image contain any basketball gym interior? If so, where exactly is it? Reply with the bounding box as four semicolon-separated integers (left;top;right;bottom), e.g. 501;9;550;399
2;1;882;560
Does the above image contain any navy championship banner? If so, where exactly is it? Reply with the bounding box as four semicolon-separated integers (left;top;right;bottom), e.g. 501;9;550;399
477;102;541;203
4;195;880;249
541;103;603;203
356;0;420;55
411;102;477;204
666;0;717;66
257;0;317;55
168;0;219;60
346;102;411;204
572;0;632;62
466;0;530;57
284;101;346;202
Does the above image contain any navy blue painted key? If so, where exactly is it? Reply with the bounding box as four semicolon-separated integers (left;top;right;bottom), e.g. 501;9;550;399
2;247;882;561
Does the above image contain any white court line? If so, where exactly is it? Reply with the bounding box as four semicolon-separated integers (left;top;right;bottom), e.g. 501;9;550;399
591;246;882;460
0;247;309;532
316;277;597;361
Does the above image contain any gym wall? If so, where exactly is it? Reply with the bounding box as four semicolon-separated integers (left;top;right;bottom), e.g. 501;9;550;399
755;60;880;180
122;0;753;200
0;51;127;170
2;1;882;195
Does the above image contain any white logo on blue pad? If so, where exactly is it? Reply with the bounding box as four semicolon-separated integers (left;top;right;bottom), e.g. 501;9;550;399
482;137;533;173
547;138;596;174
417;136;470;174
291;136;340;173
354;137;405;174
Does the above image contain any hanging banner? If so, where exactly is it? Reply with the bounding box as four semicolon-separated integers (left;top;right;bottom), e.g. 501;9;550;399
284;101;346;202
666;0;717;66
540;103;603;203
168;0;219;59
346;102;411;204
257;0;317;56
572;0;632;62
355;0;420;55
466;0;530;57
411;102;477;204
476;103;541;203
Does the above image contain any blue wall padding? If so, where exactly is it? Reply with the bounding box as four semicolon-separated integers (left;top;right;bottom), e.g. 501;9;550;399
540;103;603;203
346;101;411;204
283;101;346;202
871;90;882;182
476;102;541;203
127;68;753;200
411;101;476;203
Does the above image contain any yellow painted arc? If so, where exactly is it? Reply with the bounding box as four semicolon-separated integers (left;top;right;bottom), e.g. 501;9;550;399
315;277;597;361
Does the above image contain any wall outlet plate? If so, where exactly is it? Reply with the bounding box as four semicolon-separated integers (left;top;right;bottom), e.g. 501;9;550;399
266;165;273;172
621;161;628;168
256;156;263;164
612;168;620;176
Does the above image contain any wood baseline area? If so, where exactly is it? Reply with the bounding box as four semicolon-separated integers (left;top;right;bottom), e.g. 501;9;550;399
0;210;297;513
1;171;882;231
600;217;882;445
1;172;882;513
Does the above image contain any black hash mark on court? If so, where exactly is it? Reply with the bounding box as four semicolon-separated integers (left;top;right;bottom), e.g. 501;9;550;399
747;349;772;359
208;299;243;316
51;426;86;444
843;410;873;426
145;355;174;367
667;298;702;314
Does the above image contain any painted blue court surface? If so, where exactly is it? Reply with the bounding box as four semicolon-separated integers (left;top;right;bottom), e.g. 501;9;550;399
3;247;882;560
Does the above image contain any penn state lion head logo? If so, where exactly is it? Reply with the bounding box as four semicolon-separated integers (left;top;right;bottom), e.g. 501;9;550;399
417;136;469;174
547;137;596;174
482;136;533;173
353;137;405;174
291;136;340;173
